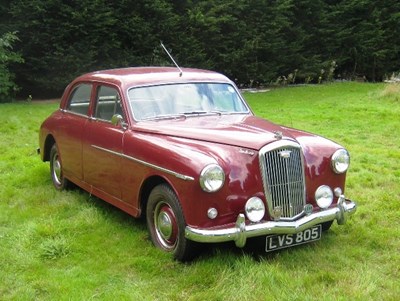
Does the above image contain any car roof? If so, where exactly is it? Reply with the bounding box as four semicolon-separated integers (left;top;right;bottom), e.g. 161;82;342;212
74;67;232;88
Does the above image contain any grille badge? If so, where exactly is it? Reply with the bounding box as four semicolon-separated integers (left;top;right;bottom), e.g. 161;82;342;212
279;150;292;159
304;204;313;215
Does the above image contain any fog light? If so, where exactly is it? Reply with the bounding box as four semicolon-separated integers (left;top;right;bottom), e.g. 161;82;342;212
245;197;265;222
207;208;218;219
315;185;333;209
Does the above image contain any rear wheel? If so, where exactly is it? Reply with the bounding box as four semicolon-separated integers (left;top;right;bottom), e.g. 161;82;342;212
49;144;70;190
146;184;198;262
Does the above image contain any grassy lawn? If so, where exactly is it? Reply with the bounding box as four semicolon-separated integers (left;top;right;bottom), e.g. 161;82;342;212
1;82;399;300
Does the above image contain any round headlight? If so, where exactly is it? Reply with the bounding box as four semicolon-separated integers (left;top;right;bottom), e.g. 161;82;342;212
315;185;333;209
200;164;225;192
245;197;265;222
331;149;350;174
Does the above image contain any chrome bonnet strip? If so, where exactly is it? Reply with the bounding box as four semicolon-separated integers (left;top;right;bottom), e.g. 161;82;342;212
91;145;194;181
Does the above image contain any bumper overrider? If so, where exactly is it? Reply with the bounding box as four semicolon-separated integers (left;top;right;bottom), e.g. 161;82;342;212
185;195;357;248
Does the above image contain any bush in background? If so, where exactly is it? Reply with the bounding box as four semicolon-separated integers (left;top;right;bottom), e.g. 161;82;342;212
0;32;23;103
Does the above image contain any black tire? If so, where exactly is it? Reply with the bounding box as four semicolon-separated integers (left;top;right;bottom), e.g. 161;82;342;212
321;220;333;231
146;184;198;262
49;144;70;190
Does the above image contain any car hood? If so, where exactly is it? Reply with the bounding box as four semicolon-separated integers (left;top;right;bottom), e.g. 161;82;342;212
132;114;302;150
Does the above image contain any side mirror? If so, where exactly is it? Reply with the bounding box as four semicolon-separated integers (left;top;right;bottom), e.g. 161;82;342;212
111;114;127;129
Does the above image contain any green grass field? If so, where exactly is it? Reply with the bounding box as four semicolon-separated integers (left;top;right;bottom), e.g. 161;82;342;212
0;82;399;300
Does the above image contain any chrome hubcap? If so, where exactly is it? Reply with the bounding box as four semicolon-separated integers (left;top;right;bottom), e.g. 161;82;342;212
53;155;62;185
154;202;177;249
157;211;173;240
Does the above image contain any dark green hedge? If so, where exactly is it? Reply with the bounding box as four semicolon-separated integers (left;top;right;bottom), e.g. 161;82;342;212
1;0;400;98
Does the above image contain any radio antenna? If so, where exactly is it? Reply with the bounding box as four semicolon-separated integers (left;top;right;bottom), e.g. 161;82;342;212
160;42;183;77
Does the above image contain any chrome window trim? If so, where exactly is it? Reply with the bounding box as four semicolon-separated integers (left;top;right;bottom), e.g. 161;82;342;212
60;108;89;118
60;109;116;124
61;109;127;126
91;145;194;181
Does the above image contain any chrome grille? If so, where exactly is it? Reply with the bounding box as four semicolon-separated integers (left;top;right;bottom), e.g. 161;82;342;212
260;141;305;219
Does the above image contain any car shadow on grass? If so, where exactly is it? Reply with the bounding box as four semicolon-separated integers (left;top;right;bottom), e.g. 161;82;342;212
195;232;336;263
66;185;147;230
196;238;278;262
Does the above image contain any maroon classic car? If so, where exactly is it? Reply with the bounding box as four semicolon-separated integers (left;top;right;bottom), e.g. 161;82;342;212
38;67;356;261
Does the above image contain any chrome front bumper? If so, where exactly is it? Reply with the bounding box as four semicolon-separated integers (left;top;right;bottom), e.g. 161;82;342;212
185;196;357;248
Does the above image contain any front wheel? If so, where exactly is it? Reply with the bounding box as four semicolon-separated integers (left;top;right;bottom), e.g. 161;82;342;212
49;144;70;190
146;184;198;262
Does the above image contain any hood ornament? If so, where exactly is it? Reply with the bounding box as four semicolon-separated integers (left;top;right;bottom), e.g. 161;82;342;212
274;131;283;140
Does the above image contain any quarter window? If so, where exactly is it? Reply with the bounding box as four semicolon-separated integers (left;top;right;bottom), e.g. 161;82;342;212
67;84;92;115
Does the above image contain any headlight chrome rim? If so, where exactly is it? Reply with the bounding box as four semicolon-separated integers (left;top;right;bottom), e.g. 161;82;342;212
331;149;350;174
245;197;265;222
200;164;225;193
315;185;333;209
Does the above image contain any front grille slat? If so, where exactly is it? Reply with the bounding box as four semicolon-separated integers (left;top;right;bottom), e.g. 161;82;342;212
261;143;305;219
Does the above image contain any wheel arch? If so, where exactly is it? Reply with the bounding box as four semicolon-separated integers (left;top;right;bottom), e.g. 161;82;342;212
139;175;171;218
42;134;56;162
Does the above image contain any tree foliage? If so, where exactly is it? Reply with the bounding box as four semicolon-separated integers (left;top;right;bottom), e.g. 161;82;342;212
1;0;399;97
0;31;23;102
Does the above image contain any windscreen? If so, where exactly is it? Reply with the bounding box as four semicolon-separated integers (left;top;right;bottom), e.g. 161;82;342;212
128;83;249;121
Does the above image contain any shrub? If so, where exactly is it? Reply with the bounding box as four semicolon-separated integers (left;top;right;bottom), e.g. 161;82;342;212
0;32;24;103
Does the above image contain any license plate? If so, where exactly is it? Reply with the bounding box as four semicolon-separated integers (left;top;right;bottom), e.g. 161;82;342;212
265;225;322;252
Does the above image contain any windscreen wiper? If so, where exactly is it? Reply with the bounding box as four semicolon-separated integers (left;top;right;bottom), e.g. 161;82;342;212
181;111;208;115
142;114;186;121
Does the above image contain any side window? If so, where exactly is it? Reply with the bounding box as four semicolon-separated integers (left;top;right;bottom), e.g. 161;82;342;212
67;84;92;115
95;85;123;121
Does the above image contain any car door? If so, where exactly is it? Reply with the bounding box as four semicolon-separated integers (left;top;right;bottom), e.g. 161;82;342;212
56;83;92;182
82;84;125;199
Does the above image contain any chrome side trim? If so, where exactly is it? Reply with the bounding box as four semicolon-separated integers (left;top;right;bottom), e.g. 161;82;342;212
185;196;357;247
91;145;195;181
